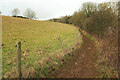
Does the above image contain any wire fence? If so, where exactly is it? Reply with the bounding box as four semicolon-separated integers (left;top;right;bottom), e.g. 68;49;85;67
3;29;83;78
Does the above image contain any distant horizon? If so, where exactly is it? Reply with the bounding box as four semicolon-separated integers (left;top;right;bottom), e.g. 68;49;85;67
0;0;117;20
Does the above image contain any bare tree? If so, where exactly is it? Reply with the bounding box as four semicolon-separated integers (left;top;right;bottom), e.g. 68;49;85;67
0;11;1;15
82;2;97;17
12;8;20;16
24;8;36;19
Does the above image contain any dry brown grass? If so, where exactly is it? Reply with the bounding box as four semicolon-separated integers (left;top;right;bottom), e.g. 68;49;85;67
96;28;118;78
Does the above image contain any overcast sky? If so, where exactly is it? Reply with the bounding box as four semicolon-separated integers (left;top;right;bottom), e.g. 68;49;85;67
0;0;114;20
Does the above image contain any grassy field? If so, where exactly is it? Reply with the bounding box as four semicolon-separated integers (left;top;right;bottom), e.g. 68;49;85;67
2;16;81;78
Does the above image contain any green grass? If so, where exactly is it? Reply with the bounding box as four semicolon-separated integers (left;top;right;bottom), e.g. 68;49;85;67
85;33;96;42
2;16;80;78
80;30;96;43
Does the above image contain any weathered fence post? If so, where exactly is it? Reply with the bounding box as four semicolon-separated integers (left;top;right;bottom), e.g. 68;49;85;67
17;42;22;78
76;32;80;44
76;33;78;43
58;37;64;50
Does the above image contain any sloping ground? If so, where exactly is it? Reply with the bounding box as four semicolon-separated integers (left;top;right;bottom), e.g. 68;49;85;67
96;28;118;78
48;28;118;78
49;32;98;78
2;16;80;78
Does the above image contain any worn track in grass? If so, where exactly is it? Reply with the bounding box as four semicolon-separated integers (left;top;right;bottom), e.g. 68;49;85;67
50;33;98;78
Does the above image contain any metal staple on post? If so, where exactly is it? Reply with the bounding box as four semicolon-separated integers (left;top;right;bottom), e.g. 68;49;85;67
17;42;22;78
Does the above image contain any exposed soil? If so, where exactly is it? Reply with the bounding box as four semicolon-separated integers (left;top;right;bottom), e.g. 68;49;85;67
49;33;98;78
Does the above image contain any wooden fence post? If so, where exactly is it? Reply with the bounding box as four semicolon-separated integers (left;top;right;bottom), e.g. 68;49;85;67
76;33;78;43
58;37;64;50
76;32;80;44
17;42;22;78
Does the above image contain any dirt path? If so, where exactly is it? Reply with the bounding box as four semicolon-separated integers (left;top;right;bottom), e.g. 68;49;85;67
50;33;98;78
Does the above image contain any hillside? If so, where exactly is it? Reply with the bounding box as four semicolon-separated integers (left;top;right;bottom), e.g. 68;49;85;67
2;16;81;78
48;31;98;78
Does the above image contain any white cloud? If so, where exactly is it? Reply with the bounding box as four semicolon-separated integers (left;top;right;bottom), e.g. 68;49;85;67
0;0;111;20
